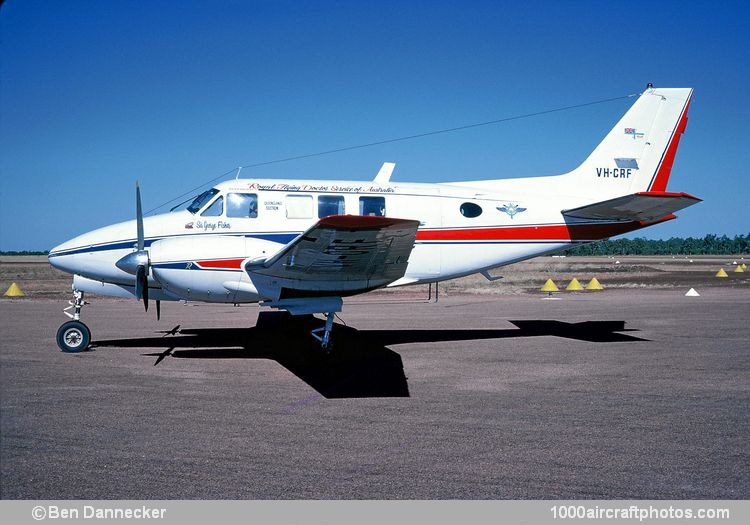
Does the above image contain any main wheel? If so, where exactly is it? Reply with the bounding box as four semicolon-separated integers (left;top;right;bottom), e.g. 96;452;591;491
56;321;91;352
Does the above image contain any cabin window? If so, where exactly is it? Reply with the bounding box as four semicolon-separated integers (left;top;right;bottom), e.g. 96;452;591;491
227;193;258;218
201;196;224;217
460;202;482;218
359;196;385;216
286;195;313;219
318;195;345;218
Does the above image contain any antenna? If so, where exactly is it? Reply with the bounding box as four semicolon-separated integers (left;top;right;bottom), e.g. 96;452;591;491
235;166;242;180
146;92;637;214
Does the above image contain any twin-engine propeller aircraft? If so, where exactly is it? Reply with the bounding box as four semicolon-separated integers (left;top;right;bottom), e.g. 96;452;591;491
49;86;699;352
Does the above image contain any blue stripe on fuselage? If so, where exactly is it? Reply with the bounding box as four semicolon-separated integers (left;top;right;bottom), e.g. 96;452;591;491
48;232;298;258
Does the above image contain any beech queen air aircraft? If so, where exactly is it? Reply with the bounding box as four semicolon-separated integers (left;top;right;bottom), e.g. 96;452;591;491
49;86;699;352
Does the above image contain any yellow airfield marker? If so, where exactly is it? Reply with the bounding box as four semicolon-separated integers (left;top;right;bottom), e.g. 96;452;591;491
541;279;559;292
741;263;747;270
4;282;25;297
585;277;604;291
565;278;584;291
715;268;728;278
540;278;560;300
734;265;744;273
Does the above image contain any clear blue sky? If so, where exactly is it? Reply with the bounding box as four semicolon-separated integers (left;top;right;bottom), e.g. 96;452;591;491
1;0;748;250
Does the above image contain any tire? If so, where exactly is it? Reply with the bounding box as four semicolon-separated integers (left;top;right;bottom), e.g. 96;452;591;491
56;321;91;352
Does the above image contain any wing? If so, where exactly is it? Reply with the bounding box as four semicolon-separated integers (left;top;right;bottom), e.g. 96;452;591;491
245;215;419;313
562;191;701;222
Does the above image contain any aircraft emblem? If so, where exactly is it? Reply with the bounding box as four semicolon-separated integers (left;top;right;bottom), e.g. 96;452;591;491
184;222;194;229
497;203;527;219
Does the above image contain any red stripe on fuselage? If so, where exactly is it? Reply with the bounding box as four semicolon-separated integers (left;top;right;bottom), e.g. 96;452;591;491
191;219;676;268
415;218;674;242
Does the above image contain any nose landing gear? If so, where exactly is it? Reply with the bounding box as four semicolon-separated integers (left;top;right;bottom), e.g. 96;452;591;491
56;289;91;352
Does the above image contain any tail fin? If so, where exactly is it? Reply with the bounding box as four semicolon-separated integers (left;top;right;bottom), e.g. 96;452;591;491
568;87;692;198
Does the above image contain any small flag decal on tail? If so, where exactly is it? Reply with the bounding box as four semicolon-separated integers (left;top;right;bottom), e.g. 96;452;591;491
624;127;644;139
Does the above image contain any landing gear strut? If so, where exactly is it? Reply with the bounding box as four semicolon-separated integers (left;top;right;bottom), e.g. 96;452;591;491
311;312;336;352
56;289;91;352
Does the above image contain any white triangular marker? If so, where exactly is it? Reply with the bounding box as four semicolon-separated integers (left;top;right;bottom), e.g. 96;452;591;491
685;288;700;297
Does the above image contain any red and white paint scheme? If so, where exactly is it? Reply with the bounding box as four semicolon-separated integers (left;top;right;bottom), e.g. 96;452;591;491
49;86;699;351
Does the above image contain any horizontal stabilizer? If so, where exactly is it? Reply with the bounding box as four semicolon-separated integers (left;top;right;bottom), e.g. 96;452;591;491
562;191;701;222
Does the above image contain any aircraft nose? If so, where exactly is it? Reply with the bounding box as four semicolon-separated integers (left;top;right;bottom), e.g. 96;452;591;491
49;240;68;257
47;232;96;274
48;240;79;274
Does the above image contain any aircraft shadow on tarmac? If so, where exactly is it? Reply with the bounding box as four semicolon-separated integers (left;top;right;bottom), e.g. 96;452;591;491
92;312;648;399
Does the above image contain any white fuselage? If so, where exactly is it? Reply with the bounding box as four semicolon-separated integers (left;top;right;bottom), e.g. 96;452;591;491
47;175;645;304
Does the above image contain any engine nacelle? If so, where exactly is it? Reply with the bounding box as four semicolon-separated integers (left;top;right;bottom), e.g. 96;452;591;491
149;235;281;303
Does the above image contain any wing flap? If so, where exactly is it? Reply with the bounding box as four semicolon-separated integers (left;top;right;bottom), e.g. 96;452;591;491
245;215;419;302
562;191;701;222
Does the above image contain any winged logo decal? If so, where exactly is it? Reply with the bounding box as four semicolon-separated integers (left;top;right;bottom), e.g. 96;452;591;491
497;203;527;219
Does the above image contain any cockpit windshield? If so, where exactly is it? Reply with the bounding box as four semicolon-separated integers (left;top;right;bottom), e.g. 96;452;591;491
183;188;220;214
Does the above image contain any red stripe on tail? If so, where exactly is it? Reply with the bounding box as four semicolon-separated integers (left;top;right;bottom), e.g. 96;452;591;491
649;96;692;192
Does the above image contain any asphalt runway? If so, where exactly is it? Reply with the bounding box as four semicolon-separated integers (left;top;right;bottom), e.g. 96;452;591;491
1;288;748;499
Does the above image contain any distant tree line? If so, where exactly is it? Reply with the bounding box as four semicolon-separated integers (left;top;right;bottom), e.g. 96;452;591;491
564;233;750;256
0;251;49;256
1;234;749;257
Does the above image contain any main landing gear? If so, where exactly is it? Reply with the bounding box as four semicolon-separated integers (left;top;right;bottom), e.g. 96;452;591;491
311;312;336;352
56;289;91;352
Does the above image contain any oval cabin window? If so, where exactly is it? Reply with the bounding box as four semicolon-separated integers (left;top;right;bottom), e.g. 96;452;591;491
460;202;482;218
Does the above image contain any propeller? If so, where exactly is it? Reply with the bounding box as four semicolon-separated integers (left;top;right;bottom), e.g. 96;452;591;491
136;263;149;310
116;182;156;317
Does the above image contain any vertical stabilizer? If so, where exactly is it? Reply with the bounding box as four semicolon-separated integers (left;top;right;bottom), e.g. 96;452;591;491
374;162;396;183
567;87;692;198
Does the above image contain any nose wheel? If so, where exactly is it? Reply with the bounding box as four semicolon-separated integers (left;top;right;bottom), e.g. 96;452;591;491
56;288;91;352
56;320;91;352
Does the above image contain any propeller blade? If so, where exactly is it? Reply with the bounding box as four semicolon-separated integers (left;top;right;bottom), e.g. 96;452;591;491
156;300;161;320
135;264;144;299
141;267;148;312
136;182;144;251
142;276;149;312
135;264;148;308
133;182;150;314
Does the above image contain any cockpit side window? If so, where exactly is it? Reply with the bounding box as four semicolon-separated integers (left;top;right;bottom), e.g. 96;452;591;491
187;188;219;214
226;193;258;218
201;196;224;217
